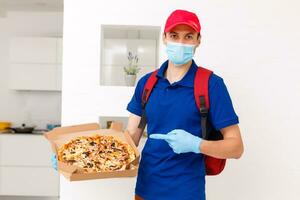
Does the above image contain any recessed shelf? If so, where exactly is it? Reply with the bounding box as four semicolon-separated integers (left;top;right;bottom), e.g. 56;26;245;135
100;25;161;87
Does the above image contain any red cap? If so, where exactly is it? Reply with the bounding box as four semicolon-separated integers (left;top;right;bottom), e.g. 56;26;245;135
164;10;201;33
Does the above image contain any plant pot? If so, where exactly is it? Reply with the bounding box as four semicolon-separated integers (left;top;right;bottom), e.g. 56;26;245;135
124;74;137;86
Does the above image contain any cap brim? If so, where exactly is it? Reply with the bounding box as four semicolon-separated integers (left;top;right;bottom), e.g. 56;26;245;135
165;21;199;33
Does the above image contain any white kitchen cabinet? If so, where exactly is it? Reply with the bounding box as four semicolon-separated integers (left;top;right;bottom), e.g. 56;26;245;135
10;37;58;64
10;64;61;91
57;64;62;90
9;36;62;91
0;167;59;196
0;134;59;196
57;38;63;63
0;134;52;166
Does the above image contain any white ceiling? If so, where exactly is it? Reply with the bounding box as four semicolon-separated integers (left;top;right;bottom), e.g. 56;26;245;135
0;0;63;12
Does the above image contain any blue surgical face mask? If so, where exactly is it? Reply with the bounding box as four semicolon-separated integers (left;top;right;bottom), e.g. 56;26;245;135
165;42;195;66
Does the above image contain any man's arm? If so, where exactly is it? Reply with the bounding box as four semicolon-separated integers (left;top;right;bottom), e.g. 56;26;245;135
200;124;244;159
126;112;145;146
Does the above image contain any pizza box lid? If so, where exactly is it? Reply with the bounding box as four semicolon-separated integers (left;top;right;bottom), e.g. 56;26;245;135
44;122;140;181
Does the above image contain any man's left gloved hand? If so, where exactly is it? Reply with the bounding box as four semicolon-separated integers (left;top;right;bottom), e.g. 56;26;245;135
150;129;202;154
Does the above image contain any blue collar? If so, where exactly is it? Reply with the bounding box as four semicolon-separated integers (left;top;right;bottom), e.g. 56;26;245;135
156;59;198;88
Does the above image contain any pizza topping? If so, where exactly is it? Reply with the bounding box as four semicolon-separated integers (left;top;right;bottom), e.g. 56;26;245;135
89;141;96;146
82;152;90;157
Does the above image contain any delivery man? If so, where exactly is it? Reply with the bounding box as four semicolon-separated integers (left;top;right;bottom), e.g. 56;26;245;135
51;9;244;200
125;9;244;200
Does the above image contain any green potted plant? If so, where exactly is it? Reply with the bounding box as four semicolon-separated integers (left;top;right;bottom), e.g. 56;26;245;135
123;51;141;86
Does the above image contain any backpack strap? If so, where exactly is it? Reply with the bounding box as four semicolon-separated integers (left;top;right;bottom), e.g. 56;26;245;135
194;67;213;139
138;69;159;129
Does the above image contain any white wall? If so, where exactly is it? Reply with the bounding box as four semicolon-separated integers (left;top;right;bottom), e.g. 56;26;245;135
0;11;63;128
62;0;300;199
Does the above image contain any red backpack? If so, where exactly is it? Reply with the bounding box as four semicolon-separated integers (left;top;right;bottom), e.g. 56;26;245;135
137;66;226;176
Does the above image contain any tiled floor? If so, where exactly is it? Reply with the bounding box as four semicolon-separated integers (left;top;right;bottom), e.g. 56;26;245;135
0;196;58;200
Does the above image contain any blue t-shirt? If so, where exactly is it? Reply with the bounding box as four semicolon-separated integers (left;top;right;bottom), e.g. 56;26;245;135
127;59;239;200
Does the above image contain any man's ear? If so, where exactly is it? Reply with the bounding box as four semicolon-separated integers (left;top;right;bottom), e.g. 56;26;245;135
195;35;201;48
162;33;167;45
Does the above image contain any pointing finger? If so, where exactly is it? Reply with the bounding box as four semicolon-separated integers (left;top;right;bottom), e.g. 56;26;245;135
149;134;172;141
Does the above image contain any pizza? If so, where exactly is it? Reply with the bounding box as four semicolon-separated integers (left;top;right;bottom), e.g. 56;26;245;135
57;135;136;173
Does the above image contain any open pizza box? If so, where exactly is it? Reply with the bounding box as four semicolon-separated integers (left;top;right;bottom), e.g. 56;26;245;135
44;122;140;181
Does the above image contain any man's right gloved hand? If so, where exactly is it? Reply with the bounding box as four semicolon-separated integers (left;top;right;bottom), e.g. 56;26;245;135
51;153;58;171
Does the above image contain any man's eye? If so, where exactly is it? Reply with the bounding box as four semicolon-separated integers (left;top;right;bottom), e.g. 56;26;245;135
186;35;193;39
170;35;177;38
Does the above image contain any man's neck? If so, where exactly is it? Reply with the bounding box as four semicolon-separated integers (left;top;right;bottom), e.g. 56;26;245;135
164;60;193;84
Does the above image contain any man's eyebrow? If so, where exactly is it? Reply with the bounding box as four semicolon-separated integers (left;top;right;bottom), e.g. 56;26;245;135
185;32;195;35
169;31;195;35
168;31;196;36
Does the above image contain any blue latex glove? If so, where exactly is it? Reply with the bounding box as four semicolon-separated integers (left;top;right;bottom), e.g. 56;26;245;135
51;153;58;171
150;129;202;154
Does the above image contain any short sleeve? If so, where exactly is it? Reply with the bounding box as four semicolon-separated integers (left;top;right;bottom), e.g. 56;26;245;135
126;73;151;116
208;74;239;130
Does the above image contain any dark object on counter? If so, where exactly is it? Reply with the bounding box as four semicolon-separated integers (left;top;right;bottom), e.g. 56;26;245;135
10;123;35;133
106;121;113;129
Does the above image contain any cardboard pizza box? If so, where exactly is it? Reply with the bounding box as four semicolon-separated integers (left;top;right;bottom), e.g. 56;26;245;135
44;122;140;181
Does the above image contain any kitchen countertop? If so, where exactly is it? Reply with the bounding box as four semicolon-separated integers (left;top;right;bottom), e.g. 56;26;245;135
0;129;48;136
